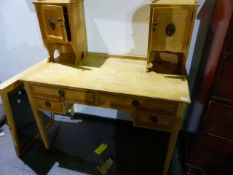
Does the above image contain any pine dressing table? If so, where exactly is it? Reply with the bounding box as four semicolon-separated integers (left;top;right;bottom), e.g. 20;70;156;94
0;0;198;174
0;53;189;175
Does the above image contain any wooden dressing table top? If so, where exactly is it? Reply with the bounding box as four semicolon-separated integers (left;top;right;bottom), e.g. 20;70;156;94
150;0;198;6
20;54;190;103
0;54;190;175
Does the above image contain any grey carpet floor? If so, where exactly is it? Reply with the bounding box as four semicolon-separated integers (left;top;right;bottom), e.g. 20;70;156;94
0;114;180;175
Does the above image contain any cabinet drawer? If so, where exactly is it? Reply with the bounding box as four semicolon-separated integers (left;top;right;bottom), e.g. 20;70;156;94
29;84;94;104
193;134;233;169
133;111;175;132
213;58;233;101
137;98;178;115
225;28;233;54
33;98;71;114
96;93;178;115
203;102;233;141
95;93;135;111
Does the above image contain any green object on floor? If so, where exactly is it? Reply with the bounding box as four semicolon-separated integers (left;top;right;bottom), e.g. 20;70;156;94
97;157;114;175
94;143;108;155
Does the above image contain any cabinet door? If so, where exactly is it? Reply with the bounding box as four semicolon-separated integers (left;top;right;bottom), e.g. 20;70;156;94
40;5;68;44
150;7;194;53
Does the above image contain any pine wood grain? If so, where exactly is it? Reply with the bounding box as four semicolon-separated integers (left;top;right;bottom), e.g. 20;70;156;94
21;55;190;103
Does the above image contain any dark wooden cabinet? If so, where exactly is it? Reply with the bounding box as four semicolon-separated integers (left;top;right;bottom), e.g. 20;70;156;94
203;102;233;141
225;28;233;55
186;0;233;174
213;58;233;101
193;134;233;171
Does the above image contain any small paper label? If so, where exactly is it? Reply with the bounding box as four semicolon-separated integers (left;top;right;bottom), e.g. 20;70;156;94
0;131;5;137
180;97;188;101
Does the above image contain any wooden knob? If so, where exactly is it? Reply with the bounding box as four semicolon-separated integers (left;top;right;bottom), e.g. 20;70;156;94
149;116;159;123
132;100;140;108
58;90;65;101
166;23;176;36
45;101;51;107
58;90;65;97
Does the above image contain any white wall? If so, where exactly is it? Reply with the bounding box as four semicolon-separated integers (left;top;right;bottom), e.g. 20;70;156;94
85;0;149;56
0;0;47;82
0;0;150;81
0;0;210;120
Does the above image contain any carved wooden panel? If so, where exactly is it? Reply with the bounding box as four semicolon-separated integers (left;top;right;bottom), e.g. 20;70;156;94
40;5;68;43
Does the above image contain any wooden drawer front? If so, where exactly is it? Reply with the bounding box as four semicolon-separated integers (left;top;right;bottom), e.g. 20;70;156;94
29;84;94;104
138;99;178;115
96;93;135;111
96;93;177;114
225;28;233;54
193;134;233;169
213;58;233;101
133;112;174;132
150;7;194;52
33;98;65;114
203;102;233;141
64;90;94;105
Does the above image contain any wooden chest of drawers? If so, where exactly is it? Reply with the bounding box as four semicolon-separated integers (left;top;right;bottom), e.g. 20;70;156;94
187;1;233;173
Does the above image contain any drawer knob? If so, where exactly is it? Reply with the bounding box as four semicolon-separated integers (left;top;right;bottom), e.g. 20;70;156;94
149;116;159;123
58;90;65;101
166;23;176;36
58;90;65;97
45;101;51;107
132;100;140;108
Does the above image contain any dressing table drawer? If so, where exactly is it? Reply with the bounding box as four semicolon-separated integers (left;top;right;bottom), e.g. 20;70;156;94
29;84;94;104
137;99;178;115
133;111;175;131
96;93;177;115
96;93;136;111
33;98;72;114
